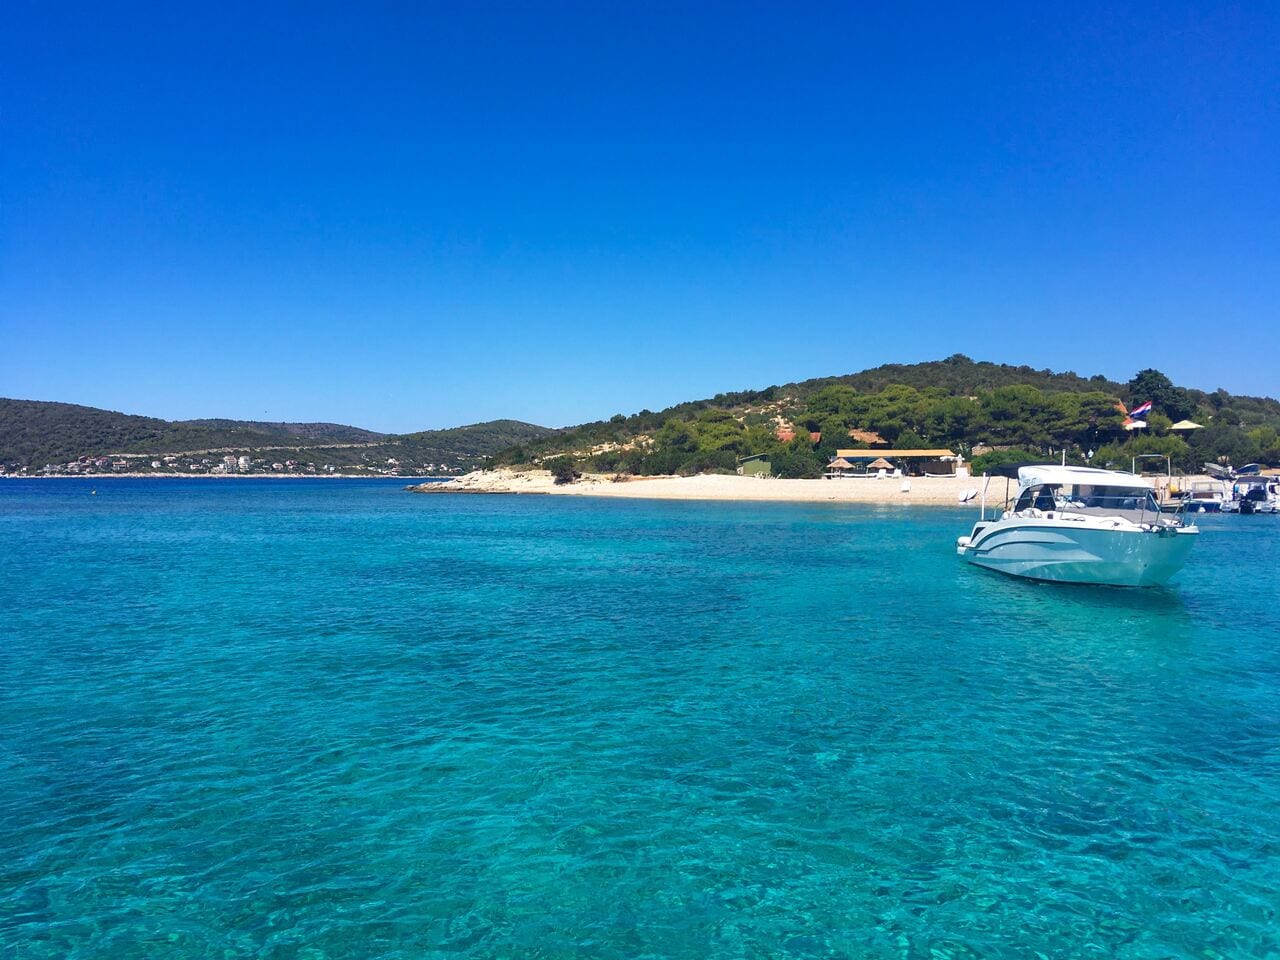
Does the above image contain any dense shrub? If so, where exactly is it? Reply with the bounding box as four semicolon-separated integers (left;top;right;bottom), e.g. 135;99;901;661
547;456;580;485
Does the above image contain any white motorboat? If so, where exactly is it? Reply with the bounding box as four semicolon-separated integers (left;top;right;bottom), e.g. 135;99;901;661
956;464;1198;586
1221;477;1279;515
1177;479;1228;513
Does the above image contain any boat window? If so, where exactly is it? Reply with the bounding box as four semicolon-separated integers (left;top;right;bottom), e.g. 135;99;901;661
1063;484;1159;519
1015;484;1059;512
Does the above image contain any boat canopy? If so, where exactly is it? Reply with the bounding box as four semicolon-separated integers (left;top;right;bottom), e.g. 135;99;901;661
985;463;1154;490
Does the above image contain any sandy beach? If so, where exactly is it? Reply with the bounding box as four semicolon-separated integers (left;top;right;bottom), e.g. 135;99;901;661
409;468;1213;506
409;469;992;505
2;473;439;480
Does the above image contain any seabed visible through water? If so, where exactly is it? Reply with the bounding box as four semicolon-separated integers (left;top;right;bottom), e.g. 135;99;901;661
3;478;1278;959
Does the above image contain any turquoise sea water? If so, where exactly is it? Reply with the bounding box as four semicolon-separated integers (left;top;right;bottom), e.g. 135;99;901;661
3;478;1279;959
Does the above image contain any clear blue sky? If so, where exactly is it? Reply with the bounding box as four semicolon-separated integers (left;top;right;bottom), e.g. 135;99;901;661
2;3;1276;432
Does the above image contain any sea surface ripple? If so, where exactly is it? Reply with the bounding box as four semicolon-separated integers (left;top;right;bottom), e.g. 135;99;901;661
2;478;1278;958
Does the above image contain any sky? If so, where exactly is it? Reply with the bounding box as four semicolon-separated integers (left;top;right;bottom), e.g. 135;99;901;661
2;2;1277;432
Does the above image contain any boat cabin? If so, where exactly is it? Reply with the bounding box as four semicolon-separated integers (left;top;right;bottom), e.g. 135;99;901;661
988;465;1162;523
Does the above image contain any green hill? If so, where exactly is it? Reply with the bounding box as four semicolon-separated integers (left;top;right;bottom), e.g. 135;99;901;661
0;399;554;473
179;419;387;443
493;356;1280;477
390;421;558;466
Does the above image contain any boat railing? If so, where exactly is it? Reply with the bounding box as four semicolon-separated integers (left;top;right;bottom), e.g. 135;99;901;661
1055;490;1192;527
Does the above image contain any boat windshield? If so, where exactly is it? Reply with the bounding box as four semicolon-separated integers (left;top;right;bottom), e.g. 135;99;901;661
1185;481;1223;498
1013;483;1161;521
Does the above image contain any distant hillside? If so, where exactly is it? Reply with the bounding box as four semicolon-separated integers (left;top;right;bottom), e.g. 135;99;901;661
817;358;1123;397
0;400;383;466
0;399;555;472
389;421;557;467
179;419;387;443
493;355;1280;477
1;400;171;468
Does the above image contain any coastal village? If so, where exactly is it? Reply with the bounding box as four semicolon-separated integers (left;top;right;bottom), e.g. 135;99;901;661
1;452;468;478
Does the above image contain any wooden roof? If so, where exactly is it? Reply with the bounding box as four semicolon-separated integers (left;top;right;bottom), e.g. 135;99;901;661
847;429;887;444
835;449;958;459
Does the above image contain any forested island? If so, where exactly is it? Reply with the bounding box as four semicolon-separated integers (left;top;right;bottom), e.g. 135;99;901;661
491;356;1280;478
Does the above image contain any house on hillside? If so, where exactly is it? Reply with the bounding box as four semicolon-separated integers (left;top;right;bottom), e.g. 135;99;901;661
847;429;890;448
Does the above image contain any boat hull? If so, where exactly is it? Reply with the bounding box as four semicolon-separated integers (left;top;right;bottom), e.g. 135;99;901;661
958;520;1197;587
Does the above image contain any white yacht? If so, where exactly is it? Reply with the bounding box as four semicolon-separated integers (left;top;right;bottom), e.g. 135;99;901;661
956;464;1198;586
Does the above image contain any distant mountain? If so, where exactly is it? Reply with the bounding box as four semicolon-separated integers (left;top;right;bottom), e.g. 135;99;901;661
0;398;555;471
396;420;559;460
178;419;387;443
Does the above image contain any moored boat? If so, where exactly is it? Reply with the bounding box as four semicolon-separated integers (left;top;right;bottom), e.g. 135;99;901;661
1176;479;1228;513
1221;477;1279;515
956;464;1198;586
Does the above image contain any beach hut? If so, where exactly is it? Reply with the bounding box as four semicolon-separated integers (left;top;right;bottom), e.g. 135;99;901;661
834;449;964;477
824;457;859;478
736;454;772;477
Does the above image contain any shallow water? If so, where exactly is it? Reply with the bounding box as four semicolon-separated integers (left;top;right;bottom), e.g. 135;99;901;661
2;478;1278;959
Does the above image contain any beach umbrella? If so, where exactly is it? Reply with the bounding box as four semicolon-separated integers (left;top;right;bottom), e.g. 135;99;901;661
1170;420;1203;431
867;457;895;470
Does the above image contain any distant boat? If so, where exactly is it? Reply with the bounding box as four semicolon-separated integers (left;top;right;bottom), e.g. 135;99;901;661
1177;479;1227;513
956;464;1198;586
1222;477;1279;515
